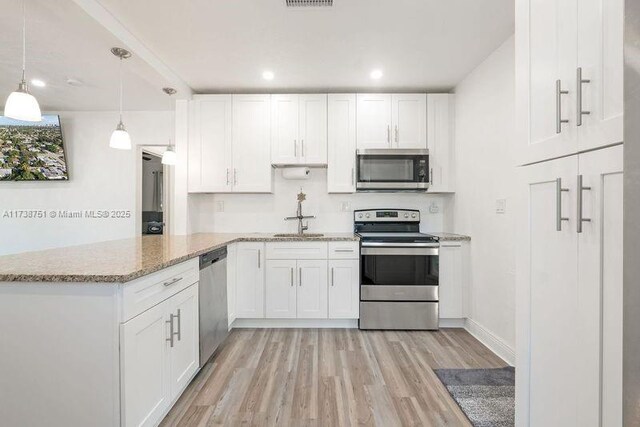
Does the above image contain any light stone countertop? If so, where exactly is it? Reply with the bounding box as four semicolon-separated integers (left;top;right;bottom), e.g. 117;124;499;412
428;232;471;242
0;233;358;283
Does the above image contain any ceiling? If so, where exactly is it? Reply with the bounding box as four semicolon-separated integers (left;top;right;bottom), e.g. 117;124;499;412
0;0;514;111
0;0;175;111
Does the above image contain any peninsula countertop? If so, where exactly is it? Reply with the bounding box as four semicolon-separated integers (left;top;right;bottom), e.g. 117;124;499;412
0;233;359;283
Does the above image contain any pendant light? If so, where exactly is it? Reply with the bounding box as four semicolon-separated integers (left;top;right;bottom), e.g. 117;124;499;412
109;47;132;150
4;0;41;122
161;145;176;165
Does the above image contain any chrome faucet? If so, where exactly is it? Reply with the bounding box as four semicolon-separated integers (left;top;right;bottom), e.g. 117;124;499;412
284;190;315;235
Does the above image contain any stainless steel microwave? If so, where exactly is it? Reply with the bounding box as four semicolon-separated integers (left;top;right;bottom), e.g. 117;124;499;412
356;149;430;191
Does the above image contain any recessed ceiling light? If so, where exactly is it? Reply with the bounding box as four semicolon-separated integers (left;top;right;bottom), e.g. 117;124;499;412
262;70;275;81
370;69;383;80
30;79;46;88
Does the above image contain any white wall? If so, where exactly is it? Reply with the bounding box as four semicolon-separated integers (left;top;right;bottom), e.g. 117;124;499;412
0;111;174;255
189;169;451;234
453;36;516;353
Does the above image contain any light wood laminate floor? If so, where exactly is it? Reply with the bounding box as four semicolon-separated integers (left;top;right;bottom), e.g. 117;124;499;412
161;328;507;427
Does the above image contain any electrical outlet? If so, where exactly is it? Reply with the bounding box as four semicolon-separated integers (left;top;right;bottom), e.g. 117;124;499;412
215;201;225;212
341;201;351;212
429;201;439;214
496;199;506;214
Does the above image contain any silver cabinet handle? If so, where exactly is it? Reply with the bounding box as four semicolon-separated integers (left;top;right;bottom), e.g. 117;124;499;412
299;267;302;286
556;80;569;134
577;174;592;233
234;169;238;185
331;267;334;286
226;168;230;186
176;309;181;341
334;249;353;253
394;125;399;144
387;125;391;146
556;178;570;231
166;313;177;348
301;140;305;157
257;250;261;269
294;140;297;157
290;268;294;287
576;68;591;126
163;276;182;287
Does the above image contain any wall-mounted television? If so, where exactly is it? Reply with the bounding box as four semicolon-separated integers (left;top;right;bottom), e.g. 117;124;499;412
0;115;69;181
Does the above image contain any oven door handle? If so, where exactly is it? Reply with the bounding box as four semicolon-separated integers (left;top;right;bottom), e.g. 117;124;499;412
360;247;439;256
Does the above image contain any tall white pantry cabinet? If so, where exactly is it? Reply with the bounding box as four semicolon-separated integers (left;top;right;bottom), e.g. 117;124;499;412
515;0;623;424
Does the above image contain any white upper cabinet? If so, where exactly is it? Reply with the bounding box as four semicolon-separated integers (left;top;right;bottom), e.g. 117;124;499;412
576;0;624;152
232;95;272;193
516;0;622;165
427;94;455;192
188;96;232;193
357;94;393;149
392;94;427;148
271;94;327;165
327;94;357;193
357;94;426;150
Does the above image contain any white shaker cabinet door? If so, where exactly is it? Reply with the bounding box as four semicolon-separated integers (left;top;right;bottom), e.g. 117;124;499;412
265;260;297;318
232;95;272;193
391;94;426;149
235;242;265;318
296;260;328;319
120;303;170;427
357;94;392;149
327;94;357;193
516;155;579;426
188;96;233;193
328;259;359;319
298;94;327;165
427;94;455;192
166;284;199;401
271;94;299;165
438;243;465;319
516;0;578;165
576;0;624;152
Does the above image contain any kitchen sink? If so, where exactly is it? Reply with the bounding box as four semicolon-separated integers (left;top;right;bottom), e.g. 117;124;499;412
272;233;324;238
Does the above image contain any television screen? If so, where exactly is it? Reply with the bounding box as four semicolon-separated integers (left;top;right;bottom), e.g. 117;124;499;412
0;115;69;181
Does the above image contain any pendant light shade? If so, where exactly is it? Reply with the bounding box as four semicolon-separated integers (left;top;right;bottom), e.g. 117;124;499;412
109;121;131;150
110;47;132;150
5;82;41;122
4;0;41;122
161;145;176;165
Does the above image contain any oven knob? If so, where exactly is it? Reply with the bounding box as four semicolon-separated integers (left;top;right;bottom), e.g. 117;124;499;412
365;213;370;218
404;213;409;218
411;213;417;218
358;213;363;219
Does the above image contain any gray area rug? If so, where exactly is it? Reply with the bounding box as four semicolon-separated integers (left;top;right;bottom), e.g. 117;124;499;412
434;367;515;427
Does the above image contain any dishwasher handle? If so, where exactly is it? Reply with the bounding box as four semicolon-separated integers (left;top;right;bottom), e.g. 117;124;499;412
199;247;228;270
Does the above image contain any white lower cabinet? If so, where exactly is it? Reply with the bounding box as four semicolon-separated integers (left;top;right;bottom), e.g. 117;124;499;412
328;259;360;319
438;243;467;319
226;243;237;326
235;242;265;318
297;260;328;319
516;145;623;426
265;259;297;318
121;283;199;427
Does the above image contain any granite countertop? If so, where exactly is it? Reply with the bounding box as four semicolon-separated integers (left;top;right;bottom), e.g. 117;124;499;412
429;232;471;242
0;233;359;283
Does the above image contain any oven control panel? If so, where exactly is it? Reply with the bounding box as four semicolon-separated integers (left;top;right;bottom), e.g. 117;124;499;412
354;209;420;222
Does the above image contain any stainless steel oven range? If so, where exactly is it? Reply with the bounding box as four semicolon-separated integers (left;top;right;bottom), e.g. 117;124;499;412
355;209;439;330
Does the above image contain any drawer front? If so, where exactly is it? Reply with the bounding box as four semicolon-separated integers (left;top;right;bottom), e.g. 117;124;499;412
122;258;199;322
359;301;439;330
328;241;359;259
266;242;328;260
361;285;438;301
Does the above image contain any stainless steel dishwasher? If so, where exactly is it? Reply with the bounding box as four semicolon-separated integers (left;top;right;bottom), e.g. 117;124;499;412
199;246;228;366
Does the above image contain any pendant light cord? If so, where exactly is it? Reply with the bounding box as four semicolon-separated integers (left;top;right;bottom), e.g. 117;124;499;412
21;0;26;82
119;57;123;123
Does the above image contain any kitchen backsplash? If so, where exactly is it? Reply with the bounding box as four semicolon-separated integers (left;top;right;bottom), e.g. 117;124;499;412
189;169;453;234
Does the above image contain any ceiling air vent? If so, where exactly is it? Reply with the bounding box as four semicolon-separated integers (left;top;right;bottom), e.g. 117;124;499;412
286;0;333;7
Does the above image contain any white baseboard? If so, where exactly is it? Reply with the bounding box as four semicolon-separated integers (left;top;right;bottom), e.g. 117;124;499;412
439;318;466;328
464;318;515;366
231;318;359;329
